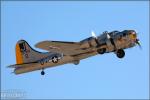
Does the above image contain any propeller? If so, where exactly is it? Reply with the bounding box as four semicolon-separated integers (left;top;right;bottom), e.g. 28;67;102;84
106;33;111;39
91;31;97;39
104;31;117;50
91;30;110;39
134;31;142;49
91;31;100;47
102;31;110;39
136;39;142;49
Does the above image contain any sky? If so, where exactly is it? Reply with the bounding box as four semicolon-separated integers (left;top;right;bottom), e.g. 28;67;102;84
1;1;149;99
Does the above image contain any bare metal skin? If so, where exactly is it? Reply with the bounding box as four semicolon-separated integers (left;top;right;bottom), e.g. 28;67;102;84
8;30;141;75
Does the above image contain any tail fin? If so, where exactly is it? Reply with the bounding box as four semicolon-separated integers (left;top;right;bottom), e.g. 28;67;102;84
16;40;48;64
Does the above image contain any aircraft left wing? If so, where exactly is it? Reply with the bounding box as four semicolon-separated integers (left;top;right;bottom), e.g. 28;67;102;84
35;41;82;55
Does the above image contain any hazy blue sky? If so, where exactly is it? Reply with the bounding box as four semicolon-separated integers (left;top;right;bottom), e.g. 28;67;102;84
1;1;149;99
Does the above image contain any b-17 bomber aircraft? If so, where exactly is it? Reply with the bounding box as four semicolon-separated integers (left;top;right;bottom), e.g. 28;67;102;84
8;30;141;75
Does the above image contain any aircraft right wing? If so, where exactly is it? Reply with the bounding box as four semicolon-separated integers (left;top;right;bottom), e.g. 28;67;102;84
35;41;82;55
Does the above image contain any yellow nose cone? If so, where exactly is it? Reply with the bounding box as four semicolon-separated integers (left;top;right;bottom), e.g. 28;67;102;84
129;33;137;40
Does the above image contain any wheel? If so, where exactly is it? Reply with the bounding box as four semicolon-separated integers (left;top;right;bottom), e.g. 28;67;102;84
74;60;80;65
52;56;59;63
97;48;106;54
41;70;45;75
116;49;125;58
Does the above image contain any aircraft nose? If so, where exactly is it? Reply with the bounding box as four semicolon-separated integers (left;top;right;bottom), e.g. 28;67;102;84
129;31;137;40
128;30;141;49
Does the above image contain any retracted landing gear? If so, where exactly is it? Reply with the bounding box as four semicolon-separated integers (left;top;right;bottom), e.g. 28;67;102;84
41;68;45;75
73;60;80;65
116;49;125;58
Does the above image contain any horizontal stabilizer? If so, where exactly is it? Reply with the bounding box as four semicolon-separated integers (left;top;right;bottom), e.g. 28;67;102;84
7;62;38;68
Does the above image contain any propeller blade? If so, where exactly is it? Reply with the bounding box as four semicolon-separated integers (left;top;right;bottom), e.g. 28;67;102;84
136;39;142;49
91;31;97;38
107;33;111;39
103;31;110;39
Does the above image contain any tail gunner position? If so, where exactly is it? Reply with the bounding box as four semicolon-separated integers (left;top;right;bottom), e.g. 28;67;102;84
8;30;141;75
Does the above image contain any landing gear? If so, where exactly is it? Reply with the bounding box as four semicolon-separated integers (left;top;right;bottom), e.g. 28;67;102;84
116;49;125;58
97;48;106;54
73;60;80;65
52;56;59;63
41;69;45;75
